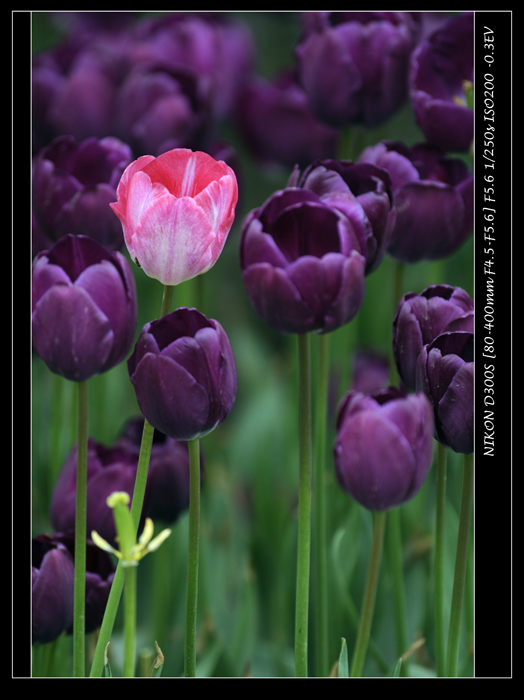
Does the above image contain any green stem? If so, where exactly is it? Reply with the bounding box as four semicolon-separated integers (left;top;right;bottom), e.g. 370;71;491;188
160;284;174;318
386;508;408;673
184;438;201;677
350;510;386;677
313;332;329;676
122;565;137;677
446;452;474;677
89;420;155;676
73;380;89;677
434;441;447;676
295;333;312;677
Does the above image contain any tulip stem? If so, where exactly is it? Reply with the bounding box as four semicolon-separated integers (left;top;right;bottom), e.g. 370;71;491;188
434;441;447;676
446;452;474;676
184;437;201;677
350;510;386;677
313;332;330;676
386;507;408;674
160;284;174;317
73;379;88;677
295;333;312;677
122;564;137;677
88;419;155;677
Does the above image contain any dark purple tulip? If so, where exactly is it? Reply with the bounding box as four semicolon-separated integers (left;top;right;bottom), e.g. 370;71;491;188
128;308;237;441
240;188;366;335
117;417;204;525
50;437;142;545
393;284;473;391
135;12;255;122
289;159;395;274
295;12;420;128
57;532;116;636
416;331;474;454
32;534;74;645
112;61;213;157
409;12;473;153
235;70;339;170
31;35;121;149
32;234;137;382
334;387;434;511
359;140;473;262
51;418;201;543
32;135;133;254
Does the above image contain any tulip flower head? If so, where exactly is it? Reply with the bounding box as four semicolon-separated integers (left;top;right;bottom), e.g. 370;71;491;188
128;307;237;441
334;387;434;511
32;234;137;382
110;148;238;286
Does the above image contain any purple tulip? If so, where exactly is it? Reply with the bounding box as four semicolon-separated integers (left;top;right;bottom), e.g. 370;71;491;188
288;159;395;274
359;140;473;262
128;308;237;441
32;534;75;645
409;12;473;153
334;387;434;511
112;62;213;157
240;188;366;335
393;284;473;391
32;135;133;254
235;70;339;169
135;11;255;122
32;234;137;382
295;12;420;128
416;331;474;454
51;418;203;543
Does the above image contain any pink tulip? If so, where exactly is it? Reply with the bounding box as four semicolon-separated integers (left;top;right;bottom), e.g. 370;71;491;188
110;148;238;285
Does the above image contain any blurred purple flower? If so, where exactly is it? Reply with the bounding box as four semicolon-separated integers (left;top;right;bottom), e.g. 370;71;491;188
32;135;133;256
235;70;339;170
393;284;473;391
295;12;420;128
351;349;390;395
32;234;137;382
409;12;473;153
359;140;473;262
112;62;213;157
334;387;434;511
51;417;202;544
416;330;474;454
240;188;366;335
128;308;237;441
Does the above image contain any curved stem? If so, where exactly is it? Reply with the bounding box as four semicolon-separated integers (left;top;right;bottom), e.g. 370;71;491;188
295;333;312;677
350;510;386;677
73;379;89;677
313;332;329;676
184;438;201;677
160;284;174;318
446;452;474;677
89;419;155;676
434;441;447;676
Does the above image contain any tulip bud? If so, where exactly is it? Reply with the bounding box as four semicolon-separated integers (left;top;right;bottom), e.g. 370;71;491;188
32;234;137;382
392;284;473;391
334;387;434;511
128;307;237;441
416;331;474;454
110;148;238;286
